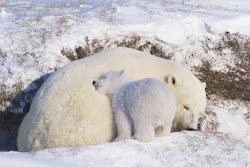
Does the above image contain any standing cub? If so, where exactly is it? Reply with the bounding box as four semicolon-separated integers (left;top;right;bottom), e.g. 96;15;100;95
93;70;176;142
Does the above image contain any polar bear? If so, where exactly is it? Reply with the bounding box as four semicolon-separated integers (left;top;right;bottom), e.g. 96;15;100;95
93;70;176;142
17;47;206;152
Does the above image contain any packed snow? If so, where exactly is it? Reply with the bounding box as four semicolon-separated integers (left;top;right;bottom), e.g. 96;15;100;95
1;130;250;167
1;0;250;113
0;0;250;166
5;107;249;167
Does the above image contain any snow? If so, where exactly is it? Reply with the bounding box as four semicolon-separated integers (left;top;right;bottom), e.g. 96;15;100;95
201;106;250;144
0;155;67;167
0;0;249;87
211;16;250;34
1;130;250;167
1;0;249;113
1;0;250;166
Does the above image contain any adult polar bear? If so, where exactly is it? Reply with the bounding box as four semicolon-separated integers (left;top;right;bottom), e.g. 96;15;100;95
17;47;207;152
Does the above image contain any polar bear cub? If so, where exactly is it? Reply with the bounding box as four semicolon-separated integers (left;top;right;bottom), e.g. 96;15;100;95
93;70;176;142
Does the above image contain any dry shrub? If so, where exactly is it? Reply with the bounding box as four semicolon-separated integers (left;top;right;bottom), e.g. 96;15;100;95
196;32;250;102
244;112;250;123
97;1;119;25
217;32;249;56
198;108;219;134
61;48;77;61
0;82;24;112
0;0;6;7
196;61;250;102
61;35;173;61
0;74;50;151
0;74;50;113
162;0;170;6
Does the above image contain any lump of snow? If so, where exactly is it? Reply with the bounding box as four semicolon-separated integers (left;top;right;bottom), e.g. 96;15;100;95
0;9;11;19
200;106;250;144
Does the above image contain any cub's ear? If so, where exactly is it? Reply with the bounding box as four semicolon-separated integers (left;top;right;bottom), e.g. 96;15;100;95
120;70;126;76
201;82;206;89
166;74;178;87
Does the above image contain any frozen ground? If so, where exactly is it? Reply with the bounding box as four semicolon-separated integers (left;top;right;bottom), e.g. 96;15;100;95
0;0;250;113
1;130;250;167
1;107;249;167
0;0;250;166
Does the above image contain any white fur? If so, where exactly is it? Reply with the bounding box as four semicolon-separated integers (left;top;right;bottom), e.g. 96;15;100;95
17;47;206;152
94;70;176;142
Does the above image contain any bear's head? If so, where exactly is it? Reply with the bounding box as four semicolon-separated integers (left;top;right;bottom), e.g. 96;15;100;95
166;74;207;132
93;70;130;96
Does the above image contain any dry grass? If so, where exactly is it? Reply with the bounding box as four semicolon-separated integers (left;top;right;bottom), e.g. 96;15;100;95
162;0;171;6
198;108;220;134
61;35;173;61
0;0;6;7
195;33;250;102
244;112;250;121
61;48;77;61
0;82;24;112
96;1;119;25
196;61;250;102
0;74;50;151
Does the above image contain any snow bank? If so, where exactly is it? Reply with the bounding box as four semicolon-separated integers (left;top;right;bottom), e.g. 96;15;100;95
200;106;250;144
1;131;250;167
0;155;67;167
1;0;249;113
211;16;250;35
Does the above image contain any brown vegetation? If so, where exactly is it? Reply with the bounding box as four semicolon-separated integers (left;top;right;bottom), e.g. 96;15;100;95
195;32;250;102
61;35;174;61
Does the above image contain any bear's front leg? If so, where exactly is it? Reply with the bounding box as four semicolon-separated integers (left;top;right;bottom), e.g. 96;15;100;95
113;110;132;142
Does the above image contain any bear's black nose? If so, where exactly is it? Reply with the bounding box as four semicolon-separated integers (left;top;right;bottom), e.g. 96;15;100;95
93;81;96;85
187;128;196;131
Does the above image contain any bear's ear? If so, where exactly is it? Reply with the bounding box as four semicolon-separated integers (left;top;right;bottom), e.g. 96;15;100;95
166;74;177;87
120;70;125;76
201;82;206;89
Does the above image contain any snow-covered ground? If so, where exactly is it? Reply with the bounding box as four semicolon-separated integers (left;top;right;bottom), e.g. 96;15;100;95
1;131;250;167
1;0;250;113
0;0;250;166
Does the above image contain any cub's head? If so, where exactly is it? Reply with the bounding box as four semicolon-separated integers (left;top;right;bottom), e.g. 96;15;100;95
93;70;129;96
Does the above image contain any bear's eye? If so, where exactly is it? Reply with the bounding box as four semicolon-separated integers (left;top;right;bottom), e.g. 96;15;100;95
102;76;107;80
183;105;189;110
172;78;176;85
